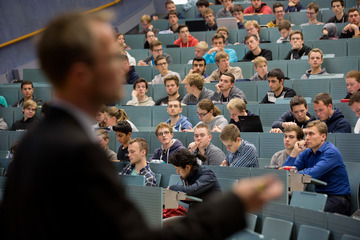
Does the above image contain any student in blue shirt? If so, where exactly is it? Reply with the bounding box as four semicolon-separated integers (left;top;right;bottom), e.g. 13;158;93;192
283;120;351;215
203;33;237;64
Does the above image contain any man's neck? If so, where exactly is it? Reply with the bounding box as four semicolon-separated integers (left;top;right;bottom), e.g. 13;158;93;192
24;96;32;102
311;66;322;75
259;72;266;79
222;88;231;98
220;67;229;74
208;21;215;27
122;141;130;149
285;148;292;156
172;23;179;31
168;93;180;100
161;70;169;77
336;12;344;20
182;38;188;44
252;47;261;56
276;18;283;25
134;159;147;173
169;114;180;126
311;141;324;154
137;94;146;102
309;18;318;24
162;140;173;151
198;143;209;155
273;86;284;97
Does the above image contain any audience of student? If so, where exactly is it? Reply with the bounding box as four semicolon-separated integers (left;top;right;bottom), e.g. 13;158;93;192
216;0;234;18
187;42;209;65
220;124;259;167
242;34;272;61
260;68;296;104
285;30;312;60
185;57;209;82
164;0;185;19
349;92;360;133
300;3;323;26
230;4;246;29
267;2;285;28
244;0;272;15
168;149;222;208
152;55;182;84
121;138;157;187
319;23;339;40
301;48;329;79
127;78;155;106
13;81;43;107
174;24;199;48
138;40;173;66
206;52;243;82
144;30;157;49
271;95;316;133
139;14;159;34
194;99;228;132
195;0;210;18
167;11;180;33
327;0;348;23
113;121;132;162
243;20;267;43
283;120;351;216
189;124;225;165
203;33;237;64
285;0;305;12
203;8;218;31
11;100;40;131
210;73;248;103
276;20;292;43
149;123;185;163
182;73;214;105
96;129;117;161
227;98;259;132
313;93;351;133
270;125;304;167
104;107;139;132
344;70;360;99
340;8;360;38
250;56;268;81
156;75;183;105
166;99;193;131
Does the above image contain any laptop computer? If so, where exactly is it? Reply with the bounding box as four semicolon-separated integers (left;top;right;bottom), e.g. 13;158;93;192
186;20;206;32
216;17;239;30
237;116;263;132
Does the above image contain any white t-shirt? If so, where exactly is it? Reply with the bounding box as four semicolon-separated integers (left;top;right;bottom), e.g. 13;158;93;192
354;118;360;134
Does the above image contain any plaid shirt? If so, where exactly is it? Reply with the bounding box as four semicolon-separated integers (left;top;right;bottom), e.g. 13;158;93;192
226;140;259;167
121;164;157;187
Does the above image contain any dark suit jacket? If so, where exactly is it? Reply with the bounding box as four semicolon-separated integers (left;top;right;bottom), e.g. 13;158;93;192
0;106;246;239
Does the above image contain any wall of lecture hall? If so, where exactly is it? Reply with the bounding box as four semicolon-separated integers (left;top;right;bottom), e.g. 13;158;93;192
0;0;163;83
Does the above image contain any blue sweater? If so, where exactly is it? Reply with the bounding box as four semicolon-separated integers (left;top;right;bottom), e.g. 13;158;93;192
283;142;350;195
166;115;192;132
325;108;351;133
203;48;238;64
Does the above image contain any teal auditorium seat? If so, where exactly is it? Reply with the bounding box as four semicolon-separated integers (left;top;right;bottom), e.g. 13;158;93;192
226;44;246;61
237;29;249;44
186;105;199;126
324;56;359;74
168;64;186;80
116;84;133;105
234;61;254;79
180;47;195;64
173;132;187;147
301;25;324;41
168;174;181;186
157;34;176;48
268;27;282;43
127;49;149;63
287;59;309;79
258;158;270;168
218;178;238;191
267;60;288;78
313;39;347;57
151;84;167;103
262;202;295;224
342;235;360;240
260;43;279;60
228;230;264;240
262;217;293;240
241;132;260;155
108;131;117;152
328;212;360;240
119;175;145;186
320;9;334;23
235;81;258;102
227;30;238;45
258;15;275;26
164;48;181;64
278;42;292;60
294;207;328;239
124;35;145;49
0;132;9;150
23;69;48;83
0;85;19;106
259;133;284;158
209;165;251;180
290;191;328;211
330;78;347;100
292;79;330;99
34;84;52;103
190;31;206;42
344;162;360;215
205;31;217;46
297;225;330;240
0;108;14;129
121;106;152;127
246;213;258;231
155;173;161;187
289;12;309;26
209;5;224;15
348;38;360;57
148;163;176;188
334;102;358;127
335;133;360;162
13;107;24;122
0;158;11;172
151;19;169;31
9;131;26;147
124;185;163;228
204;63;218;76
259;104;290;127
176;4;195;19
314;0;333;8
134;66;153;81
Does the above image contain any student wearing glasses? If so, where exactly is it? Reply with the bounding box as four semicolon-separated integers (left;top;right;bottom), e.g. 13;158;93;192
138;40;173;66
300;3;323;26
151;55;182;84
11;100;40;131
267;3;285;28
148;123;185;163
194;99;228;132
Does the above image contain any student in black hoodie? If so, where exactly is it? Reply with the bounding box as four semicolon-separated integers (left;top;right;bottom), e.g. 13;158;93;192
285;30;312;60
271;95;316;133
226;98;259;132
11;100;40;131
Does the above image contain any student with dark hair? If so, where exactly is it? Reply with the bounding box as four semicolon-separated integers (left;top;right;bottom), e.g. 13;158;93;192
271;95;316;132
210;72;248;103
113;121;132;162
166;99;192;132
195;0;210;18
244;0;272;15
126;78;155;106
301;48;329;79
285;30;312;60
285;0;305;12
182;73;214;105
231;4;246;29
164;0;185;19
152;55;181;84
349;92;360;133
168;149;222;208
300;3;323;26
203;8;218;31
144;30;157;49
267;2;285;28
217;0;234;18
167;11;180;33
327;0;348;23
13;80;43;107
174;25;199;48
340;8;360;38
276;20;292;43
138;40;173;66
242;35;272;62
156;75;183;105
184;56;208;81
260;68;296;104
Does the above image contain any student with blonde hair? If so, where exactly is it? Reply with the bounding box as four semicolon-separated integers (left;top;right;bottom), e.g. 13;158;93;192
250;56;268;81
11;100;40;131
182;73;214;105
104;107;138;132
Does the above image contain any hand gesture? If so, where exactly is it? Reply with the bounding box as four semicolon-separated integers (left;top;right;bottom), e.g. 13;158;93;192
270;128;283;133
212;126;222;132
